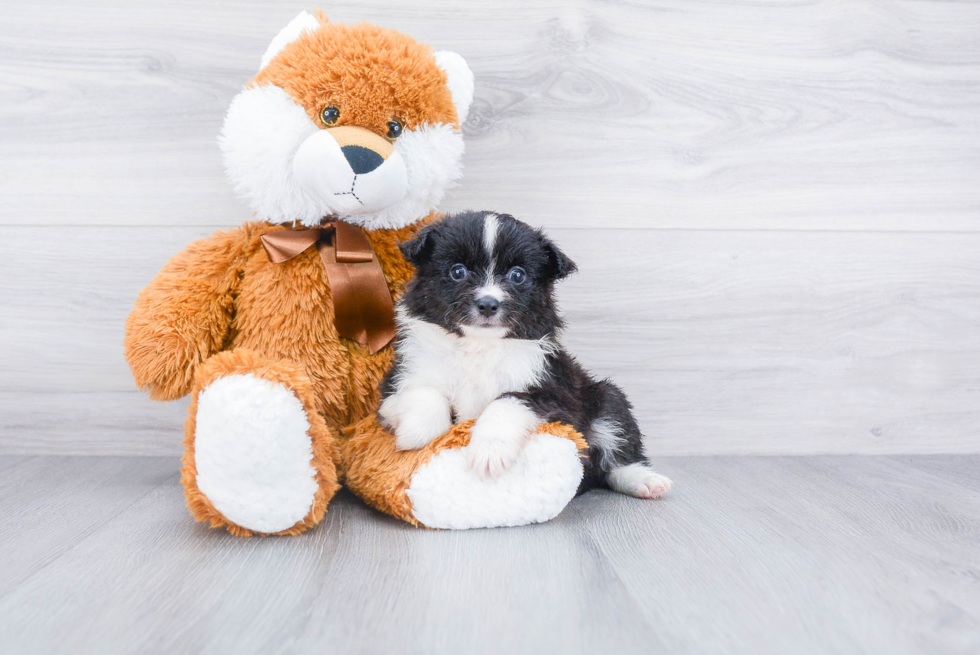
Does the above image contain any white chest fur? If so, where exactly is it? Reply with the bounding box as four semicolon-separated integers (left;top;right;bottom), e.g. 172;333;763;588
392;316;552;421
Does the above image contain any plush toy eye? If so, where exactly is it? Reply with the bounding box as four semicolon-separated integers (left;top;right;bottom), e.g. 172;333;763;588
386;118;404;140
507;266;527;285
450;263;468;281
320;105;340;126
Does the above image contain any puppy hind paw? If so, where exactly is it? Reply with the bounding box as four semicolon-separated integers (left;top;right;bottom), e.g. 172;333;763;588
607;463;673;499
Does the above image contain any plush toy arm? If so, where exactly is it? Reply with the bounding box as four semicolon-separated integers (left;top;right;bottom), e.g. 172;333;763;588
124;226;251;401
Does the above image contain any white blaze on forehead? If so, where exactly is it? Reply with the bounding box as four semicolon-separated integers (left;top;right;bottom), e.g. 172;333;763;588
483;213;499;257
477;213;505;301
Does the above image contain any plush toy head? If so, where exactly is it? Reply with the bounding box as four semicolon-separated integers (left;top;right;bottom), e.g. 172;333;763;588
220;11;474;229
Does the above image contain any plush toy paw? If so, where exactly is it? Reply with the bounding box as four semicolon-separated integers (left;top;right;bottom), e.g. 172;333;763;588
411;432;585;529
378;386;452;451
465;397;539;479
342;416;589;530
182;349;339;537
193;374;320;533
607;463;673;499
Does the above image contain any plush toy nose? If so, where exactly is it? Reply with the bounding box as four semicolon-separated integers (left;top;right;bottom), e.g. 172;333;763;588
341;145;385;175
476;296;500;317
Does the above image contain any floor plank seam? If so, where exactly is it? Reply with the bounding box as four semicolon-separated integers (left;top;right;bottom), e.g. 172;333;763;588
0;470;180;601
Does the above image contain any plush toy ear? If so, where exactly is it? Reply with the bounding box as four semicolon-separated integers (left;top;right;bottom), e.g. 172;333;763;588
400;224;439;266
434;51;475;124
543;238;578;281
260;11;323;70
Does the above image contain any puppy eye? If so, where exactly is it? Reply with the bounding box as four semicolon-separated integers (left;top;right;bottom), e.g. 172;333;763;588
387;118;404;140
450;263;468;281
507;266;527;285
320;105;340;126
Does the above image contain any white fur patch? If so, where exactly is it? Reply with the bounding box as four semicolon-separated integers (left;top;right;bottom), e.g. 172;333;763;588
407;432;583;529
607;463;673;499
292;130;408;215
459;325;508;339
482;212;499;256
466;397;540;479
220;85;325;224
260;11;321;71
379;385;453;450
589;417;624;467
220;85;465;229
194;374;319;533
389;311;553;422
433;50;475;123
475;282;506;302
359;123;464;230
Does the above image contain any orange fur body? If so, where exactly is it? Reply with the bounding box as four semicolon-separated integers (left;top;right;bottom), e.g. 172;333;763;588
125;217;432;534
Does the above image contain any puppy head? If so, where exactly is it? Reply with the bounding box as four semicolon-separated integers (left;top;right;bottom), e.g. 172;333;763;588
220;11;474;229
399;211;577;339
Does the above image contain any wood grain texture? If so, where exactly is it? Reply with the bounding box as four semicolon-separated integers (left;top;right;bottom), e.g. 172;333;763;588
0;456;176;596
2;226;978;455
1;0;978;229
1;0;978;456
0;455;977;654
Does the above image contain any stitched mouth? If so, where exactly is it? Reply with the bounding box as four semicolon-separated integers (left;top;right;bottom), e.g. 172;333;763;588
333;175;364;205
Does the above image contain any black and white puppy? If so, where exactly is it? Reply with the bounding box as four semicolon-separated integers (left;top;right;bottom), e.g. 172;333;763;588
379;211;672;498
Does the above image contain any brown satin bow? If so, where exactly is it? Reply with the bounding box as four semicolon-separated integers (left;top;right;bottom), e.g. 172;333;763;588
260;219;396;354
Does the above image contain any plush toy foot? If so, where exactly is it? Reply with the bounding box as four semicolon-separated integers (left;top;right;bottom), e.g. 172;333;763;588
409;432;584;529
181;349;340;537
343;416;588;530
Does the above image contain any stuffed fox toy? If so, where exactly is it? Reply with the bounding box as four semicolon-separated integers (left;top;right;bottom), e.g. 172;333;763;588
125;11;586;535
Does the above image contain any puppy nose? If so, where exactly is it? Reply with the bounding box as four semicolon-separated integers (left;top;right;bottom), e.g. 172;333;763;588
341;145;384;174
476;296;500;317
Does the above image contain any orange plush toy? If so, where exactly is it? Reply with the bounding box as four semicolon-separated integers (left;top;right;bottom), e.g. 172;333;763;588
126;12;587;535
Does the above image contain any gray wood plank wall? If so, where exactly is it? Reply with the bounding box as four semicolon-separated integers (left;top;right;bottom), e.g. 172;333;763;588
2;0;979;455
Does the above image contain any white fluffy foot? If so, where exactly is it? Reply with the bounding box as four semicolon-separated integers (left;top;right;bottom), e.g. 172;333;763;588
379;386;452;451
466;397;539;479
194;374;319;533
607;463;673;498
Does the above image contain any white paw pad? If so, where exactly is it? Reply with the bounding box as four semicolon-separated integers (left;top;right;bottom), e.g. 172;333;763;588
607;463;673;499
194;374;319;533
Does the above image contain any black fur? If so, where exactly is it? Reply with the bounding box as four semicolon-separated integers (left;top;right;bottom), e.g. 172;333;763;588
387;210;652;494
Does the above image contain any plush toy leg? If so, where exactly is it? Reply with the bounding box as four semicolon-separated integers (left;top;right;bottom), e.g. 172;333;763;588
342;417;588;530
181;349;340;537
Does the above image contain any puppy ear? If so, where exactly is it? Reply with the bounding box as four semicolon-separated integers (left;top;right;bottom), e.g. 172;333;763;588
433;51;474;125
543;238;578;280
260;11;323;70
400;224;439;266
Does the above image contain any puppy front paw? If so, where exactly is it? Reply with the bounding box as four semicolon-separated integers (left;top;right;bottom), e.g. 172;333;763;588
378;387;452;451
393;412;452;451
466;432;525;480
465;397;539;479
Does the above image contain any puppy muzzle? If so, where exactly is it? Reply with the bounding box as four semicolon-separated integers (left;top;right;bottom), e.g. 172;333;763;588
293;125;408;214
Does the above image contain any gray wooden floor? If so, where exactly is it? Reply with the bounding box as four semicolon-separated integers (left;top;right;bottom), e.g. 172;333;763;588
1;455;977;654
